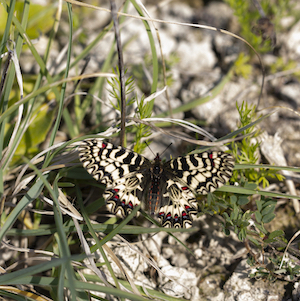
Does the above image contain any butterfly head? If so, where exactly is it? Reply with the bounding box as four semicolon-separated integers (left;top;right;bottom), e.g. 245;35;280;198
151;155;163;177
154;153;161;162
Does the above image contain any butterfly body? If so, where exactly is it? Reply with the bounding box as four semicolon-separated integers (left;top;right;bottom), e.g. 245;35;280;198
147;154;163;215
79;139;235;228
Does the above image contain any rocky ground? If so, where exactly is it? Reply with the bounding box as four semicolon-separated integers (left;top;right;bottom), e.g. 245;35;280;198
22;0;300;300
81;1;300;300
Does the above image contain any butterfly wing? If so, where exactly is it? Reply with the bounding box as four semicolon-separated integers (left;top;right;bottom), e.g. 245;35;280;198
167;152;235;194
156;152;235;228
79;140;147;184
157;178;198;228
79;139;149;217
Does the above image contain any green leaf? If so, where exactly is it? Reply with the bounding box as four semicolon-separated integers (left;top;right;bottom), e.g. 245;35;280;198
238;228;247;241
262;200;277;208
247;236;260;247
255;211;262;223
222;212;230;222
231;204;239;220
261;204;276;216
256;200;262;212
230;195;237;205
237;196;250;206
262;213;276;223
256;199;262;212
268;230;284;240
244;182;258;190
13;103;56;160
254;222;267;234
224;228;230;236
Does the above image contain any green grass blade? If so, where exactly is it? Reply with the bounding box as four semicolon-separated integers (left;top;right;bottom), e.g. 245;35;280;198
0;177;46;242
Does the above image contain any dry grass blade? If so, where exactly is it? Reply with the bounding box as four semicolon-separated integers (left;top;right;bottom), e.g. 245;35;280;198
73;218;111;286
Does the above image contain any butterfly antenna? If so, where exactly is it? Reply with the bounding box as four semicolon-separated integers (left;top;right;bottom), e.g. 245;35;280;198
145;141;155;157
160;143;173;157
145;142;173;158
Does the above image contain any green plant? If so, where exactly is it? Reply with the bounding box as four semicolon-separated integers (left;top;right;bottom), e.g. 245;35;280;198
224;0;295;53
224;103;283;238
231;102;284;187
214;101;300;281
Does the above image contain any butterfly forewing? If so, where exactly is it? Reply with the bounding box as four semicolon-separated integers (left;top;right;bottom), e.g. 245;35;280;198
79;139;235;228
79;140;150;217
79;140;148;184
167;152;235;194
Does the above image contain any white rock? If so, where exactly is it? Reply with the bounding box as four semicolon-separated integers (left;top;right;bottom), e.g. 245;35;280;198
286;20;300;59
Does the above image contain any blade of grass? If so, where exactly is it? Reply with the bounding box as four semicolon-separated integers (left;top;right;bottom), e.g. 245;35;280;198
0;255;85;285
130;0;158;95
0;177;46;242
46;2;73;163
155;65;235;118
6;222;196;237
110;0;126;146
219;185;300;199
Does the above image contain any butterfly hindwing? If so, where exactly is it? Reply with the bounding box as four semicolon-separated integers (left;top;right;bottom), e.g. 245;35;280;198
157;179;198;228
104;183;141;218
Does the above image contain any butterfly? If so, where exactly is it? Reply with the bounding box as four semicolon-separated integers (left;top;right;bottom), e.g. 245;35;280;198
79;139;235;228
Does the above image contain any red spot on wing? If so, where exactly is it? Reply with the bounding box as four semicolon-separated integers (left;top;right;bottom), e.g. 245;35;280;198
112;189;120;200
185;205;194;213
209;153;215;166
182;186;188;191
166;213;172;219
